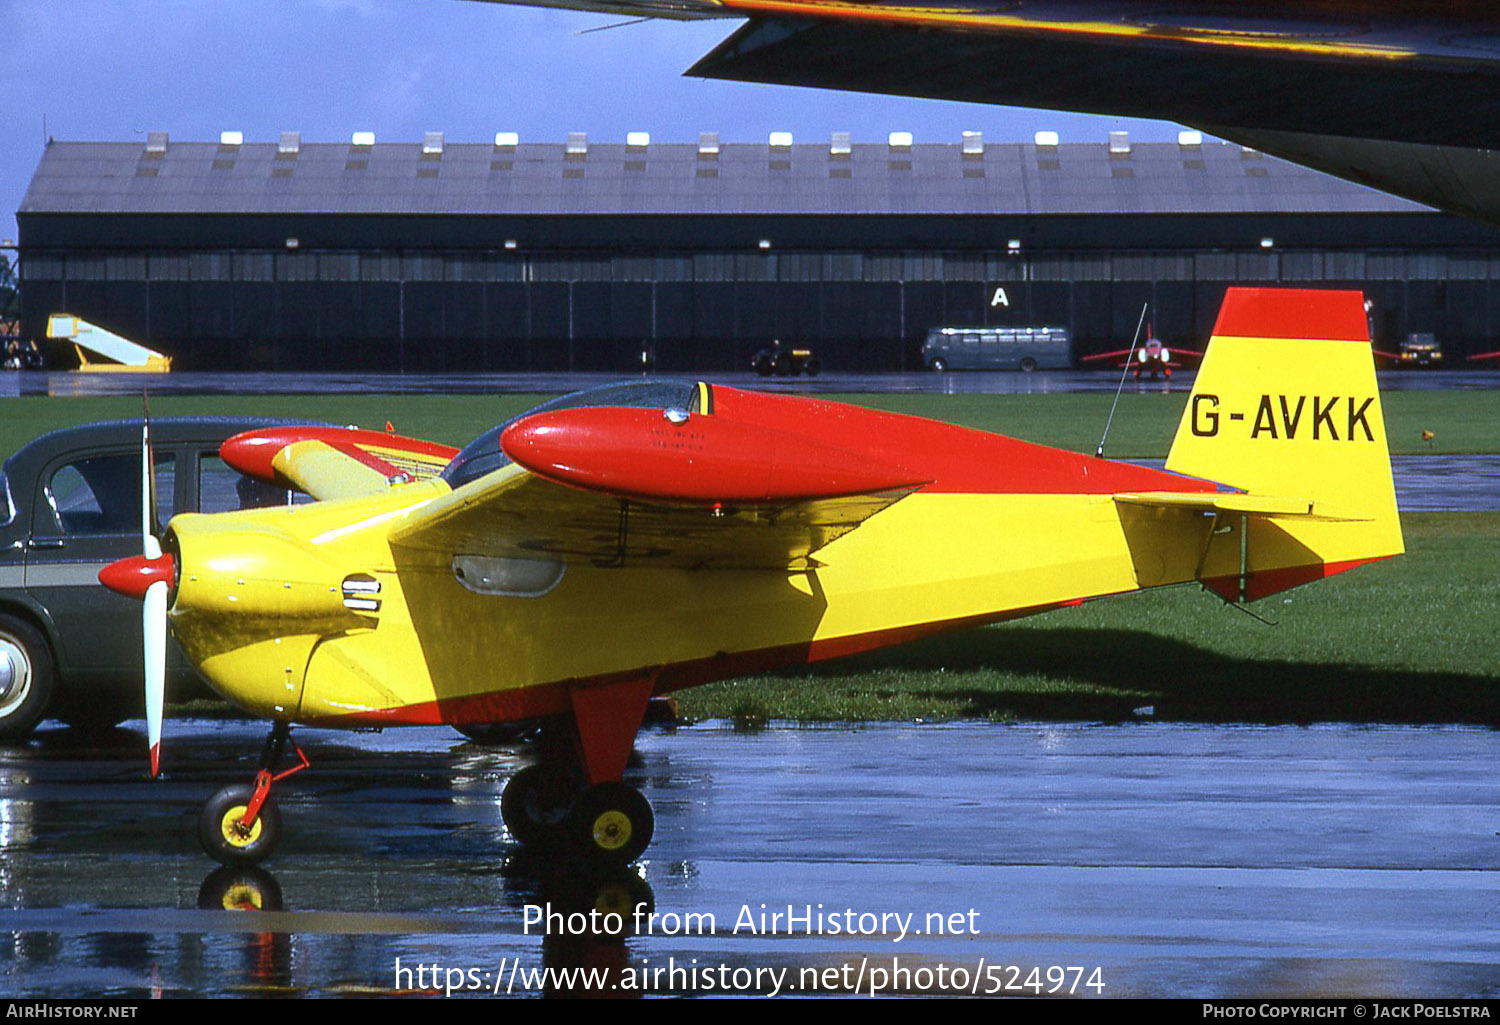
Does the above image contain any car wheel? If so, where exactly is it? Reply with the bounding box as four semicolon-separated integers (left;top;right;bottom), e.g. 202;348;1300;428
0;614;54;740
1019;357;1037;373
930;358;948;372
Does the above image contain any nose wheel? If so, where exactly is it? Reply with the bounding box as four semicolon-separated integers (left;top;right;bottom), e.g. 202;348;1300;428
199;784;282;865
198;722;308;867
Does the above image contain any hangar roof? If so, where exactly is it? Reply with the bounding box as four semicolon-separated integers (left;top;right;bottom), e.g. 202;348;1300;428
20;138;1424;218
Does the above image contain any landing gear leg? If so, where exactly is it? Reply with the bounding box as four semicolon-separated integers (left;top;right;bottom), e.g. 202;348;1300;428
198;721;309;866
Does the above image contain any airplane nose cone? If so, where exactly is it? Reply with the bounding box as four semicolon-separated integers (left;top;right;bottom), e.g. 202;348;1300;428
99;553;175;600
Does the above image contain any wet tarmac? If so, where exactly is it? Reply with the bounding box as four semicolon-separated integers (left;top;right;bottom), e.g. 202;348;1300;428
2;719;1497;998
9;367;1500;397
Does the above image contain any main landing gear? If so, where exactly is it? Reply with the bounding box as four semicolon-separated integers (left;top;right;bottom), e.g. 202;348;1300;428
499;676;659;866
499;721;655;867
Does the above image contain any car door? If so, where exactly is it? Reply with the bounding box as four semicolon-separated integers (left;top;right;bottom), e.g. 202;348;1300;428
23;445;177;679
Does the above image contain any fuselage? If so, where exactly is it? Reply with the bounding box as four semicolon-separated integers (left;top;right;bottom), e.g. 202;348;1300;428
164;386;1222;727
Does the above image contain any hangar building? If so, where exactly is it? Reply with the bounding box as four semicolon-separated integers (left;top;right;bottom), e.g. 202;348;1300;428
16;130;1500;372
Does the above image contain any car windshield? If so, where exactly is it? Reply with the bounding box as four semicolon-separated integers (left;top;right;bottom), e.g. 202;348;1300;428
441;380;704;490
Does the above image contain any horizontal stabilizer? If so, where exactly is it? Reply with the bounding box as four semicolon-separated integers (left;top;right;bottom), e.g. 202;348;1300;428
1113;491;1373;522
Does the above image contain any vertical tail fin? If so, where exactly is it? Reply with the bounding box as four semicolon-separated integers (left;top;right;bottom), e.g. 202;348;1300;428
1165;287;1403;600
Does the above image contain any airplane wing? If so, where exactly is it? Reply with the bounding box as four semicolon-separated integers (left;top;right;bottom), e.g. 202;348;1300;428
390;464;914;571
681;0;1500;150
389;404;929;570
1467;351;1500;362
1079;349;1133;365
457;0;1500;225
458;0;1500;149
220;426;460;502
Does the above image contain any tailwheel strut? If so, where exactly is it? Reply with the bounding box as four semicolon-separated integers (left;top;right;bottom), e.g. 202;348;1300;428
198;721;310;866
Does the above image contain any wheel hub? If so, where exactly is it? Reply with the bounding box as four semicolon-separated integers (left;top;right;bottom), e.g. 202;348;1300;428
0;641;29;711
592;810;633;851
220;806;263;847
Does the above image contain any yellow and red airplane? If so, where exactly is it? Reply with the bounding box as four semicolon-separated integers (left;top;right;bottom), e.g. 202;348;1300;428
100;287;1402;867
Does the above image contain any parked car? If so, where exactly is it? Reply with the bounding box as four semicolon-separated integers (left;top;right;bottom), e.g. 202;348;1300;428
1398;332;1444;368
751;340;820;377
0;418;304;738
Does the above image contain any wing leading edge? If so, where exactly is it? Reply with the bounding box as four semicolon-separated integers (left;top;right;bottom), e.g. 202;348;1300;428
221;426;459;502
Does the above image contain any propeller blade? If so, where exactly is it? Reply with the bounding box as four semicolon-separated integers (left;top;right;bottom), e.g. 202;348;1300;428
142;417;160;559
141;414;163;775
143;579;167;778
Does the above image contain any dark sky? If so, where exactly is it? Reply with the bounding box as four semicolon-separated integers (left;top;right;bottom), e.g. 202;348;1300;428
2;0;1188;239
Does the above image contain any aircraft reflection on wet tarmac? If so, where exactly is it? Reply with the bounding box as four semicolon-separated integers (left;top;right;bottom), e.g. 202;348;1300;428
2;719;1497;998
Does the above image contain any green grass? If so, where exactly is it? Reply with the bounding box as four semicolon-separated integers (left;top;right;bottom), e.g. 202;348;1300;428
0;388;1494;459
675;512;1500;726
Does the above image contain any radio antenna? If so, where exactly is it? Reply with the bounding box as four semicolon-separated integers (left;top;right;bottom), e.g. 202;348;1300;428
1095;303;1150;458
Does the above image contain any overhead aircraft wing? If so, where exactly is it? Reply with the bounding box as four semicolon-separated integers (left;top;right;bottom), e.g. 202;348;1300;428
389;403;929;570
459;0;1500;224
220;426;460;502
681;1;1500;150
458;0;1500;149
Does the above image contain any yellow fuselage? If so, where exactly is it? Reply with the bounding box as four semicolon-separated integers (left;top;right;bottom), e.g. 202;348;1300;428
166;478;1278;728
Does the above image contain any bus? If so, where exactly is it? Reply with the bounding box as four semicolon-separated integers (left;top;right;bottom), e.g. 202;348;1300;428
921;326;1072;371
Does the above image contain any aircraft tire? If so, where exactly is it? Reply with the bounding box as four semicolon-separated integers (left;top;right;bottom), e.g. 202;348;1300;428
199;784;281;866
0;614;54;741
501;765;573;846
567;782;653;866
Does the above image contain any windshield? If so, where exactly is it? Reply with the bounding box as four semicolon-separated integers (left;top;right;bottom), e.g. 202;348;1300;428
442;380;705;490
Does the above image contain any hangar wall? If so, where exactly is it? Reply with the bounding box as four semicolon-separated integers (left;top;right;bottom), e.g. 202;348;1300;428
18;136;1500;372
